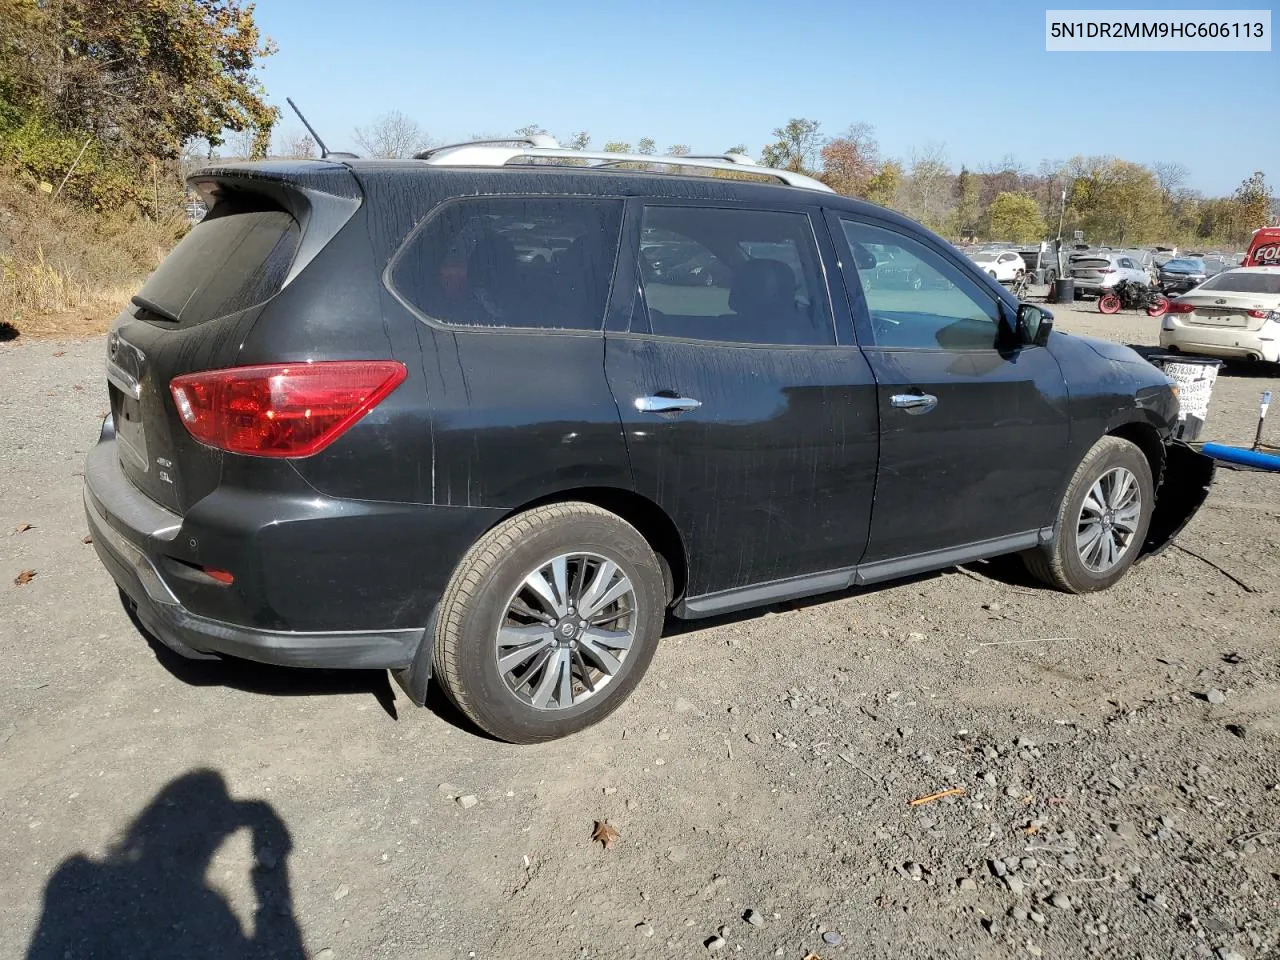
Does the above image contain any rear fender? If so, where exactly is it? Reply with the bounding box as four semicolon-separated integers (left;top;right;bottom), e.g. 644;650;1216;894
1139;440;1216;560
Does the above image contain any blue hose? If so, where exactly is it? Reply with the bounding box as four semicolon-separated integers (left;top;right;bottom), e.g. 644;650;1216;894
1201;443;1280;471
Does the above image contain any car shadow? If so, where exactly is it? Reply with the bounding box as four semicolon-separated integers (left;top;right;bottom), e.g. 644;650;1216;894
122;598;400;720
24;769;306;960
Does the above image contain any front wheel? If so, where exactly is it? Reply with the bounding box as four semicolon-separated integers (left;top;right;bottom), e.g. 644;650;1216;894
1146;295;1169;317
432;503;666;743
1023;437;1154;593
1099;293;1122;314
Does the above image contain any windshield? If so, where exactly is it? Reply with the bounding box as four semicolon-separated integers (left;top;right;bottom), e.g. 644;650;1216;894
1164;259;1204;272
1199;271;1280;295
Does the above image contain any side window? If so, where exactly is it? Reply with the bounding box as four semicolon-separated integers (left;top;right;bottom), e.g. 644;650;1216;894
839;219;1002;350
636;206;833;346
391;197;623;330
1119;257;1135;269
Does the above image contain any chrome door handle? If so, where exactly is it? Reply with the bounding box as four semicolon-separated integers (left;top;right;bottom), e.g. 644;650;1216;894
890;392;938;414
635;395;702;414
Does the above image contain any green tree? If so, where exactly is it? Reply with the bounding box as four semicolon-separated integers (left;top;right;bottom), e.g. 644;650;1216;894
0;0;278;159
667;144;690;157
725;143;748;156
636;137;656;155
1230;170;1273;244
1066;157;1164;244
952;167;981;239
602;141;632;154
864;160;903;209
986;191;1047;243
760;118;823;173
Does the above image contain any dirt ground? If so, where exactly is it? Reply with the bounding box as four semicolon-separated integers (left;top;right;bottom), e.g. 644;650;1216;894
1;302;1278;960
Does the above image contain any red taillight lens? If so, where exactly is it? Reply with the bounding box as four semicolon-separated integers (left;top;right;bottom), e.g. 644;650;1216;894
170;361;407;457
201;566;235;584
1246;309;1269;319
1167;301;1196;314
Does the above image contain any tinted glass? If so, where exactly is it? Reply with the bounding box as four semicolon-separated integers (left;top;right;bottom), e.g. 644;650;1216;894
1164;259;1205;272
136;204;299;326
392;197;623;330
840;219;1001;350
1200;272;1280;295
636;206;832;346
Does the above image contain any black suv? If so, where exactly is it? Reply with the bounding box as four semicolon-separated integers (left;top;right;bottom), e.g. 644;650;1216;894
85;146;1214;743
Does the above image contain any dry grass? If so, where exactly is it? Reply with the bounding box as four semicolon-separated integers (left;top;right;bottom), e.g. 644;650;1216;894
0;175;185;340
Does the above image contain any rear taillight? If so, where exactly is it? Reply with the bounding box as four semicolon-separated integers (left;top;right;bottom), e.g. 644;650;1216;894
170;361;407;457
1167;302;1196;314
1246;309;1270;319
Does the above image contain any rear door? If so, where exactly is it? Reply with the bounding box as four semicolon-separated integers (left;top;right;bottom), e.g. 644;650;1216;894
604;200;879;609
828;213;1071;568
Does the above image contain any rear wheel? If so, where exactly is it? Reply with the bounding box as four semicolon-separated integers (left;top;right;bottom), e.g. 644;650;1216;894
1023;437;1154;593
432;502;666;743
1099;293;1122;314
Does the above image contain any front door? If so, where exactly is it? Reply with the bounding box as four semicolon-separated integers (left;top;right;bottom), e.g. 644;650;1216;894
604;201;879;611
828;213;1071;567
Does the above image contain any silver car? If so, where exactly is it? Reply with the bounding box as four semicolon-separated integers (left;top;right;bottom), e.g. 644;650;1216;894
1068;251;1151;295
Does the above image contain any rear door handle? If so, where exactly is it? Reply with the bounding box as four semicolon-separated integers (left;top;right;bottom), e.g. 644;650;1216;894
890;392;938;414
635;395;702;414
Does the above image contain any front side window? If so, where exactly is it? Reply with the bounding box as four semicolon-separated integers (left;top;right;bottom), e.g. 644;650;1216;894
391;197;623;330
635;206;833;346
839;219;1002;350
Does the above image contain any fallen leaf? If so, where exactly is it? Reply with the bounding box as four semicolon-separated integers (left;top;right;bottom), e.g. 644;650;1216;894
907;787;965;807
14;523;34;533
82;534;93;544
52;351;65;357
14;569;36;586
591;820;621;851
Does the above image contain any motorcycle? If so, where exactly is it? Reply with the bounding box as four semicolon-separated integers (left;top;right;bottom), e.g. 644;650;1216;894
1098;279;1169;317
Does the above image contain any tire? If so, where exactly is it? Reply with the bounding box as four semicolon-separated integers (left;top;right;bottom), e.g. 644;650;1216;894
1146;295;1169;318
1099;293;1122;314
1023;437;1154;593
432;502;666;743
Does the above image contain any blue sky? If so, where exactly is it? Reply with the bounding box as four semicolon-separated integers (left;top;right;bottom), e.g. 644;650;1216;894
251;0;1277;196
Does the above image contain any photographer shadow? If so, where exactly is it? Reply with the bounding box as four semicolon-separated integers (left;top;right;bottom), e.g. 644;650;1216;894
25;769;306;959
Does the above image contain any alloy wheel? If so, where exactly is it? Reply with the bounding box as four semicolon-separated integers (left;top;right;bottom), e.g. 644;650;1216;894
1076;467;1142;573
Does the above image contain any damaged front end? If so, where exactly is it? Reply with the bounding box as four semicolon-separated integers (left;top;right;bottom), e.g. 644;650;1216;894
1139;440;1217;560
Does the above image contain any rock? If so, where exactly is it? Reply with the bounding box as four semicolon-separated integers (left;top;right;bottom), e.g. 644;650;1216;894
332;884;349;901
316;950;335;960
457;795;478;809
1004;875;1025;896
1008;906;1029;922
603;786;617;795
983;602;1002;612
437;783;456;796
823;931;843;946
744;909;765;927
904;861;924;880
908;632;925;641
745;732;761;744
1226;723;1247;739
635;922;654;938
654;758;666;766
989;858;1008;878
958;877;978;891
1021;857;1038;872
705;935;726;951
1049;892;1071;909
1216;950;1245;960
1205;689;1227;705
1030;910;1046;925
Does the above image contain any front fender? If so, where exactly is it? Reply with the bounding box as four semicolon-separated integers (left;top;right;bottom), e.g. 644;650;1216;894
1140;440;1216;560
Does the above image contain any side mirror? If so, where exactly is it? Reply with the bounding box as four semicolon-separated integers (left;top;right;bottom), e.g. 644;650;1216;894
1018;302;1054;347
848;242;878;270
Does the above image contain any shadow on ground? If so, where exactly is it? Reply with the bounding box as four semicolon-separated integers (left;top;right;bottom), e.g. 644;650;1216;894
25;770;306;960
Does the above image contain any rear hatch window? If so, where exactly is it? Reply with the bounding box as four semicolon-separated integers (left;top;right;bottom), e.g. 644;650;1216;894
132;203;300;326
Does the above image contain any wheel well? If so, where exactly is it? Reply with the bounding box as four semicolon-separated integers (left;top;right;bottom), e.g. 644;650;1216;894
1108;422;1165;484
501;488;687;605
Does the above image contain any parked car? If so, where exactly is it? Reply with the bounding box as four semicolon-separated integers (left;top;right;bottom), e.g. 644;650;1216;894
1157;258;1208;294
966;249;1027;282
84;143;1214;743
1068;251;1151;297
1160;266;1280;363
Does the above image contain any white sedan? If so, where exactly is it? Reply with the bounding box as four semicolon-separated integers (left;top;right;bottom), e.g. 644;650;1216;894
1160;267;1280;363
967;250;1026;283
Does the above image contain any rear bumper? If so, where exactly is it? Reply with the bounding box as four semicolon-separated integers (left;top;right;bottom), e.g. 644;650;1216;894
1159;326;1277;363
84;423;437;669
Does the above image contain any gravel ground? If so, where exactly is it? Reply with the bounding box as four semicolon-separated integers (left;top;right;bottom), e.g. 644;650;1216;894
1;304;1278;960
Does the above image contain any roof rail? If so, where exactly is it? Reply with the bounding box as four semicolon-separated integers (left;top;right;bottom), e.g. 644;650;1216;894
414;134;561;160
416;142;833;192
680;152;758;166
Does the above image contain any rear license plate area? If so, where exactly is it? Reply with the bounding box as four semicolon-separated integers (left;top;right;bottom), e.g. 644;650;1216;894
110;385;148;470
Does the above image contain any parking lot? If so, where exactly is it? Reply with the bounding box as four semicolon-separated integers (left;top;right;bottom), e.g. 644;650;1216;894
2;304;1278;960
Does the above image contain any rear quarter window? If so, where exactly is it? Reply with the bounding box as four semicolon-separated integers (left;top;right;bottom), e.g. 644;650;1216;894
390;197;623;331
134;202;300;326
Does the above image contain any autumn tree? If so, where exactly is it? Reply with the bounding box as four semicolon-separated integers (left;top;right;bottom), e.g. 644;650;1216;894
952;167;981;239
1066;157;1164;244
820;122;879;197
667;144;691;156
760;118;823;173
864;160;904;209
1230;170;1273;243
987;192;1047;243
353;111;434;158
